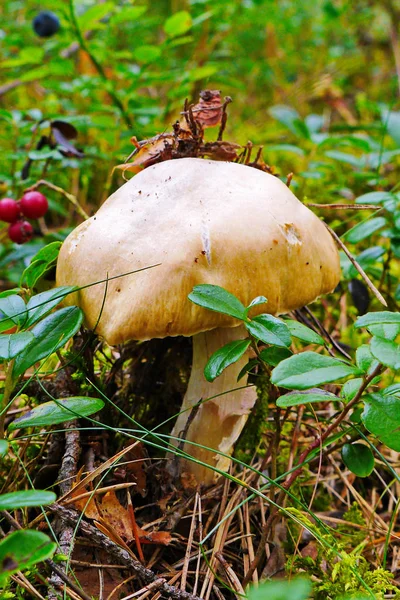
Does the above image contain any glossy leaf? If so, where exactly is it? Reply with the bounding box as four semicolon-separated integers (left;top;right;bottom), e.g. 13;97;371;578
246;314;291;347
0;490;56;510
188;285;246;320
362;393;400;451
245;295;268;316
25;286;75;328
370;337;400;370
345;217;386;243
355;311;400;329
9;397;105;431
0;295;27;330
271;352;360;390
21;241;62;289
0;440;8;456
368;323;400;341
13;307;83;378
356;344;378;373
341;378;363;402
204;339;251;382
0;530;56;585
284;319;324;345
259;346;292;367
0;332;34;360
341;443;374;477
277;389;337;408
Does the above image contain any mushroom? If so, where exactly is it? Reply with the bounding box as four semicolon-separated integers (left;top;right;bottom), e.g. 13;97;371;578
56;158;340;484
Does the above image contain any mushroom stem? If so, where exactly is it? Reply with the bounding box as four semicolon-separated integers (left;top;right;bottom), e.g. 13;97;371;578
170;325;257;485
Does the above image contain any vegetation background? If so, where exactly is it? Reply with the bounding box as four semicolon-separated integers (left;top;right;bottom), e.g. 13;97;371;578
2;0;400;599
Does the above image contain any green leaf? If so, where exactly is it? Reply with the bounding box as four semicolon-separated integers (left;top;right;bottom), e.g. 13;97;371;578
356;344;379;373
21;241;61;288
246;315;291;348
164;11;192;37
269;105;310;139
236;358;259;381
78;2;115;32
0;332;34;360
341;443;374;477
284;320;324;345
188;285;246;320
355;311;400;329
25;286;75;328
0;295;27;330
362;393;400;451
0;490;56;511
368;323;400;341
271;352;360;390
0;440;8;456
13;307;83;378
247;577;312;600
341;378;363;402
344;217;386;243
259;346;292;367
204;339;251;382
8;397;105;431
245;296;268;316
277;389;337;408
133;45;162;63
0;530;56;585
370;336;400;370
355;191;395;205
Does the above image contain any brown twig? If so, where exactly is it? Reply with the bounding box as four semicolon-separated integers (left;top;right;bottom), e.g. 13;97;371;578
48;504;202;600
25;179;89;220
306;203;382;210
325;223;387;306
48;421;81;598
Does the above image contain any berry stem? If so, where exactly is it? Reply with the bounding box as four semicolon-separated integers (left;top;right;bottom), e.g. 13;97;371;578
25;180;89;220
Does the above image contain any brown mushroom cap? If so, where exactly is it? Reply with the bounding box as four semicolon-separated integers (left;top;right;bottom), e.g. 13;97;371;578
56;157;340;343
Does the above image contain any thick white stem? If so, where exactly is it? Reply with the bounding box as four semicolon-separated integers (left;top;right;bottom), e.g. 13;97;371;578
170;325;257;485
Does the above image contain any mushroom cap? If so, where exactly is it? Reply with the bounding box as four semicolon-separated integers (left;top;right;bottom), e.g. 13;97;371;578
56;158;340;344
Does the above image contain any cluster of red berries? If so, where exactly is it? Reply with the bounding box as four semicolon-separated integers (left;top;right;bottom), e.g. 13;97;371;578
0;192;48;244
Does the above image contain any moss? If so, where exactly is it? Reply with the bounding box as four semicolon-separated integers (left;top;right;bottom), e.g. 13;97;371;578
234;373;271;464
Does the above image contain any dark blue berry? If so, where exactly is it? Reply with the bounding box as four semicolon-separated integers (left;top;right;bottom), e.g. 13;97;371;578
32;11;60;38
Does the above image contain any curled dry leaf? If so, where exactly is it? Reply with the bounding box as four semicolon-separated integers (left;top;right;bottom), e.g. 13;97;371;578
70;486;171;546
189;89;224;128
114;91;275;177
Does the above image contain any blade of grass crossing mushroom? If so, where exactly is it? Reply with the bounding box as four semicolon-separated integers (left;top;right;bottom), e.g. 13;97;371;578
325;223;387;306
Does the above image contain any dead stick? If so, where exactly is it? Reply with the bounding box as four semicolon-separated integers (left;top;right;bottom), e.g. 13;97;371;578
325;223;387;306
306;203;382;210
49;504;202;600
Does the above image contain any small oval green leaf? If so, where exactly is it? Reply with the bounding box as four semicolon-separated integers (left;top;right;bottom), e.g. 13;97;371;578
271;352;360;390
188;285;246;320
277;389;337;408
13;306;83;378
0;530;56;585
246;314;291;348
341;443;374;477
284;319;324;345
0;490;56;511
204;339;251;382
8;397;104;431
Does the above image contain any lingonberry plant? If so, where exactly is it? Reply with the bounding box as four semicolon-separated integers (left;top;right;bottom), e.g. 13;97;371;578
189;284;400;483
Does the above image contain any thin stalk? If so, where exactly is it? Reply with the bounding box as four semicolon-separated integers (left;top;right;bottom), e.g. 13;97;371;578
0;359;15;439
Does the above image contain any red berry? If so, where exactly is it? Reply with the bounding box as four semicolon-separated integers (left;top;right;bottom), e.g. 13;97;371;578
8;220;34;244
0;198;20;223
20;191;48;219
